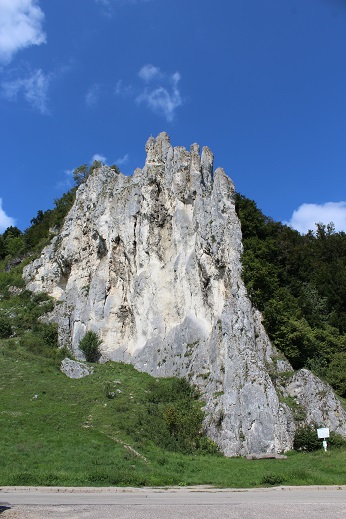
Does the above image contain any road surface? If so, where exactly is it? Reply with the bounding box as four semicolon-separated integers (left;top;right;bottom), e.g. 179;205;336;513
1;486;345;518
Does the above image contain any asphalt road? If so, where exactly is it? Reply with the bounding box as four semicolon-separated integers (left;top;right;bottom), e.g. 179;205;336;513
1;486;346;519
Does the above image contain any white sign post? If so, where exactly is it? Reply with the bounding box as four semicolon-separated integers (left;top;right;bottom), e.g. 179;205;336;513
317;427;330;452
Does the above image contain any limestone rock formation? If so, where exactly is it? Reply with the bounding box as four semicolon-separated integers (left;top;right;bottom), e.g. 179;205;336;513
23;132;346;456
60;358;94;379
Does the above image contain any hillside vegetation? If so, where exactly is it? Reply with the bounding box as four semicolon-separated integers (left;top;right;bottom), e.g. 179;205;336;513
1;336;346;487
235;194;346;397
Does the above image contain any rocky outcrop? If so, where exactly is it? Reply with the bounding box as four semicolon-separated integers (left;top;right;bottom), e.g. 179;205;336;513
60;358;94;379
23;132;346;456
284;369;346;432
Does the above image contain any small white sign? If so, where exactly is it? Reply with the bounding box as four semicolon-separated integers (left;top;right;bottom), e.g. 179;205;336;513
317;427;330;439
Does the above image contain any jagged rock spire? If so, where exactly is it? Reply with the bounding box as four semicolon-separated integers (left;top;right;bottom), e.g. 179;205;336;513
23;133;346;456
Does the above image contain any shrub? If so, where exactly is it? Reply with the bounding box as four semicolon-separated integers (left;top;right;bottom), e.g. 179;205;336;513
0;317;12;339
32;322;58;348
79;331;102;362
137;377;219;455
293;425;321;451
261;473;284;486
328;431;346;448
294;424;346;451
19;333;46;355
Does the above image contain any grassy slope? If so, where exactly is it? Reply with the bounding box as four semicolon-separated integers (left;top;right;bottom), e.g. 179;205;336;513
1;340;346;488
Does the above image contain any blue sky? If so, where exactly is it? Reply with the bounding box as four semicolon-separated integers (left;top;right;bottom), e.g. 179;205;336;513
0;0;346;234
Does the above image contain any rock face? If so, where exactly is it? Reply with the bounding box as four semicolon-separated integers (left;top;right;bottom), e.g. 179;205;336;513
283;369;346;433
23;132;346;456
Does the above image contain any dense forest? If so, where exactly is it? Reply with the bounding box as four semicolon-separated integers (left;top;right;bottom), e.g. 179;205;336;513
235;194;346;397
0;169;345;399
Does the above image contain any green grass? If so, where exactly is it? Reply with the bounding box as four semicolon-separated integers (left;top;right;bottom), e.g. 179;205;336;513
1;339;346;488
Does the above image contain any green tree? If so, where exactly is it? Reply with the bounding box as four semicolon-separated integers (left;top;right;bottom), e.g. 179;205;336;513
236;192;346;384
78;331;102;362
109;164;121;174
2;226;22;240
72;160;103;187
24;209;54;250
293;425;321;451
2;227;25;257
326;352;346;397
0;317;12;339
0;234;5;260
53;189;76;227
73;164;89;186
30;210;45;226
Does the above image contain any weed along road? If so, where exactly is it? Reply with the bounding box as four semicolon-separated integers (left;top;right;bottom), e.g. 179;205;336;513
1;486;346;519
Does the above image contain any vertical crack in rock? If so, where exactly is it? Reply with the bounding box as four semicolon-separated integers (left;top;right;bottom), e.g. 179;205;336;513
23;132;346;456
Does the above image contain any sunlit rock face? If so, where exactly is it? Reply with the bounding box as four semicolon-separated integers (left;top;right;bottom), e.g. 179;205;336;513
23;132;346;456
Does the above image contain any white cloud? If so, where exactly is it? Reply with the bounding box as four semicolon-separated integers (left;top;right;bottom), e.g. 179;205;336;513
0;198;16;232
115;65;183;121
56;169;74;191
95;0;151;17
115;79;134;97
95;0;151;7
0;0;46;64
136;65;183;122
138;64;161;82
137;86;182;122
115;153;129;165
285;201;346;234
91;154;107;163
1;68;51;114
85;83;101;107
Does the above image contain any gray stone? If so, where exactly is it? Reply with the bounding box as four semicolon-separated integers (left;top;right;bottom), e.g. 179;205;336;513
284;369;346;436
8;286;24;296
60;358;94;379
23;133;346;456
